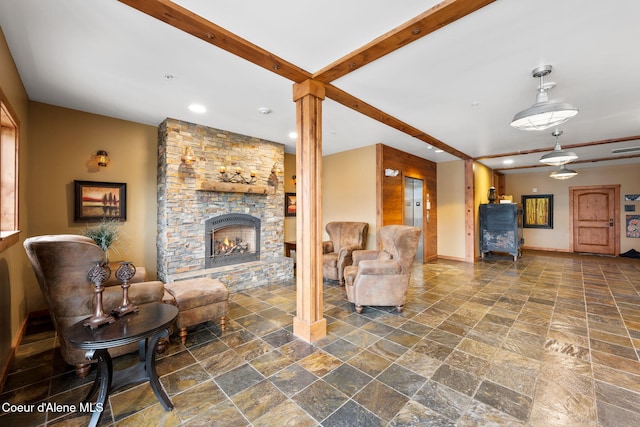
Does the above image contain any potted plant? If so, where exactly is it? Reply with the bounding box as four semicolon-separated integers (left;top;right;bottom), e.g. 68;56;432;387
82;219;121;261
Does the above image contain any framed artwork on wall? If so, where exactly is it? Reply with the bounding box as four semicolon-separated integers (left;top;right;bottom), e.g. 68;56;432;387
521;194;553;229
74;180;126;222
626;215;640;238
284;192;296;217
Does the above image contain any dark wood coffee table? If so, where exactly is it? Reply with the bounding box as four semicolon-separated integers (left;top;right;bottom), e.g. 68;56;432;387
65;303;178;427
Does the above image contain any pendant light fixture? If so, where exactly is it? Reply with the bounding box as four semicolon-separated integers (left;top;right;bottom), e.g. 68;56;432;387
550;164;578;180
511;65;579;131
539;129;578;166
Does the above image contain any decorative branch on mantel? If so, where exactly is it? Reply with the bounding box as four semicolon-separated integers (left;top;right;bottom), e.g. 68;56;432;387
196;181;269;194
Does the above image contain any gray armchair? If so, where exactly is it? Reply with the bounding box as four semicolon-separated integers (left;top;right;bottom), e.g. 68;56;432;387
24;234;165;377
344;225;421;313
322;222;368;284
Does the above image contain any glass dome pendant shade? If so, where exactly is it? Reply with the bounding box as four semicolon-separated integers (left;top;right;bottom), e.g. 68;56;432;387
550;164;578;180
539;129;578;166
511;65;579;131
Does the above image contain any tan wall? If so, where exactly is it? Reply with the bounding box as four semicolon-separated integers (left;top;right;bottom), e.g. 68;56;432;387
474;162;494;258
27;102;159;311
0;27;31;375
437;160;466;260
322;145;377;249
283;153;296;243
506;164;640;253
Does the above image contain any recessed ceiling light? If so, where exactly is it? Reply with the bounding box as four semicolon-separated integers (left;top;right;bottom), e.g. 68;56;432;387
188;104;206;113
288;132;297;139
434;149;444;153
503;159;514;164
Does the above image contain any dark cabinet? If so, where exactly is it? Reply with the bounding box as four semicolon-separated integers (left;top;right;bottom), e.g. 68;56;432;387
480;203;523;260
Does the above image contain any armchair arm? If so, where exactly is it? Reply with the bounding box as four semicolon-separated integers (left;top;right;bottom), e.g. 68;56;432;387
322;241;334;254
357;259;403;276
102;280;165;309
337;244;362;262
352;250;379;265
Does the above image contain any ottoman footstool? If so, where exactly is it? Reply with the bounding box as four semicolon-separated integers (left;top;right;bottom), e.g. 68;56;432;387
164;278;229;344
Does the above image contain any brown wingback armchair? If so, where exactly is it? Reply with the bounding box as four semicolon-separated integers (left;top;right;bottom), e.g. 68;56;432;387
23;234;166;377
322;222;369;284
344;225;421;314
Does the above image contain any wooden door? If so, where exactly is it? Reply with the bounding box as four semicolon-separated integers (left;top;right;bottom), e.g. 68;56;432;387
570;185;620;255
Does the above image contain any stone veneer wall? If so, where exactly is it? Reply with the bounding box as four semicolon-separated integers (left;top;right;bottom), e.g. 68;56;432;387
157;118;293;290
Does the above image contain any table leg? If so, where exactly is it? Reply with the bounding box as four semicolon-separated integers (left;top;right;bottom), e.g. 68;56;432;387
144;328;173;410
83;349;112;427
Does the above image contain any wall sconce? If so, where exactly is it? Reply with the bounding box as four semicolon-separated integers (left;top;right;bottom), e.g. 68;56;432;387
95;150;110;167
181;146;196;165
268;163;280;187
384;168;399;177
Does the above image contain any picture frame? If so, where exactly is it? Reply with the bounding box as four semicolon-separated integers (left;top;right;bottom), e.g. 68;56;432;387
74;180;126;222
521;194;553;229
284;192;296;217
626;215;640;238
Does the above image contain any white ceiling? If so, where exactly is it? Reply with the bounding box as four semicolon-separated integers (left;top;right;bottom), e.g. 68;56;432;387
1;0;639;174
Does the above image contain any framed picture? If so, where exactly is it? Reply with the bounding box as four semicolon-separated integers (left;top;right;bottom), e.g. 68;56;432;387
284;192;296;217
521;194;553;229
74;180;126;222
626;215;640;238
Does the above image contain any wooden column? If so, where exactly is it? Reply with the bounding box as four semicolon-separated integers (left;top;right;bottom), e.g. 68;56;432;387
464;159;475;263
292;79;326;342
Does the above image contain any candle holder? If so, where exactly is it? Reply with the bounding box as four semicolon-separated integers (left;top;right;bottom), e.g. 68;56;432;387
218;166;256;184
83;261;115;329
112;261;139;317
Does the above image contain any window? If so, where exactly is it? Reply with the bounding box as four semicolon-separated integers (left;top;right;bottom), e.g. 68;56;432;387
0;87;19;252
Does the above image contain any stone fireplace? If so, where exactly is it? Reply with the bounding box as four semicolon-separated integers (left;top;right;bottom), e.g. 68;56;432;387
156;118;293;290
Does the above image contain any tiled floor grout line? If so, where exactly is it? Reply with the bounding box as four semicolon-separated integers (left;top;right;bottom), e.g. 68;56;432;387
3;251;640;426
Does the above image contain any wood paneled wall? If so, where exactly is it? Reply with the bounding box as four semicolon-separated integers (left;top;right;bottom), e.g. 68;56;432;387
376;144;438;261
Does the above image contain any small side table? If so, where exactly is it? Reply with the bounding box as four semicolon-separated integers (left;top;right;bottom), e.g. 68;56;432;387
284;241;296;269
284;241;296;258
65;303;178;427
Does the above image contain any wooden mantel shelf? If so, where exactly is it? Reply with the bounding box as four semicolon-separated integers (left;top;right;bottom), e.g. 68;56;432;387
197;181;270;194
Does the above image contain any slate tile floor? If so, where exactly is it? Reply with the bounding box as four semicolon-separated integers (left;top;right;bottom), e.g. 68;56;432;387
2;250;640;426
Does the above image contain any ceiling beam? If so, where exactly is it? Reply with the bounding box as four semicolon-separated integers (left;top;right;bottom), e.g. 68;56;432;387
475;135;640;160
325;84;471;160
118;0;481;161
313;0;497;83
117;0;312;83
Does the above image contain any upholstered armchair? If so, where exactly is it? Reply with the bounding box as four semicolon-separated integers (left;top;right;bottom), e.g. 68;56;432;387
344;225;421;313
23;234;166;378
322;221;369;284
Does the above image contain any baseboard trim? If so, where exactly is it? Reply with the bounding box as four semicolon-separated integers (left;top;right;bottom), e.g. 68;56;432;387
436;255;468;262
0;312;30;392
522;246;571;253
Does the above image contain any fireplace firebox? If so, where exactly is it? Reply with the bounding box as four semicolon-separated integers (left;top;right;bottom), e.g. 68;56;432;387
205;214;261;268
